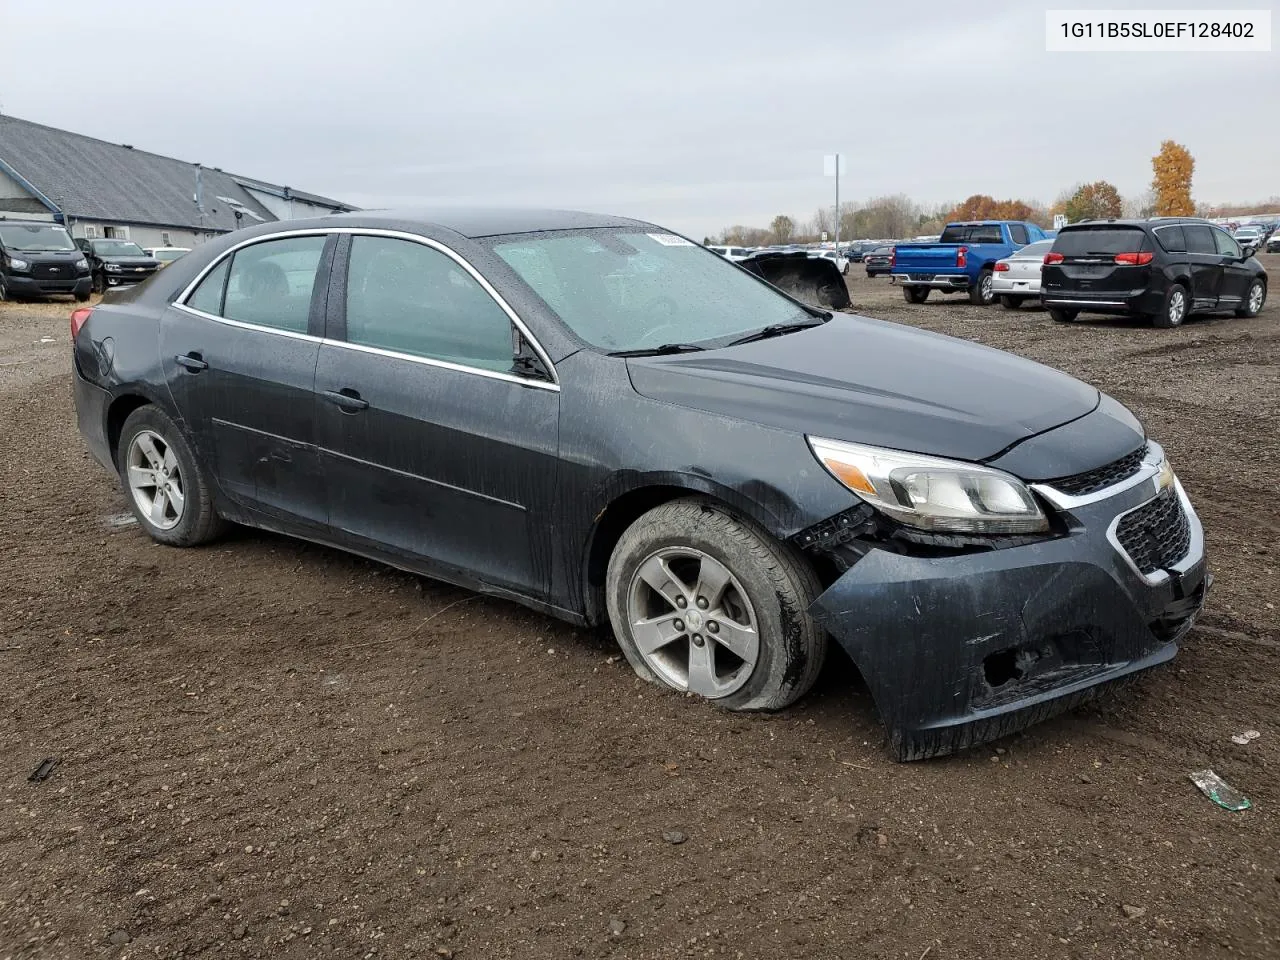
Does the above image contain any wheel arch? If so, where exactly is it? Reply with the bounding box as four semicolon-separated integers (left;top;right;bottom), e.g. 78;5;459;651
579;476;794;626
105;388;175;462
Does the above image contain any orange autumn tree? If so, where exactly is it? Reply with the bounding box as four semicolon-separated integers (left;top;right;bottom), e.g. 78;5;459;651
1151;141;1195;216
946;195;1036;222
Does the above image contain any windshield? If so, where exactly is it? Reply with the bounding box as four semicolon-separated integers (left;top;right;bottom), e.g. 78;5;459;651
154;249;189;262
91;240;147;257
0;224;77;252
489;228;812;352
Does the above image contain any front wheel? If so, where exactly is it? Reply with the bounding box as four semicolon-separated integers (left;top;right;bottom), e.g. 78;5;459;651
969;269;995;305
91;272;104;295
1236;279;1266;318
116;406;225;546
74;288;90;303
605;498;826;712
903;286;930;304
0;278;8;302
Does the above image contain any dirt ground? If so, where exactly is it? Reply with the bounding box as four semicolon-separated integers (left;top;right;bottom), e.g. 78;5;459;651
1;261;1277;960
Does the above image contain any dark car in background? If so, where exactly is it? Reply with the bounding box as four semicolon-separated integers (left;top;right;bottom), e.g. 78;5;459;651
1041;218;1267;328
72;209;1206;760
75;238;161;293
0;220;91;301
864;245;894;277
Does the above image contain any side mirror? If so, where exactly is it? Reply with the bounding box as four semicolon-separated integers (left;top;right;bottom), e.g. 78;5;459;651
1241;245;1258;259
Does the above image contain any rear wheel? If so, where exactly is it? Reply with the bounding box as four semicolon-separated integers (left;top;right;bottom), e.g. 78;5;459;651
1153;283;1188;328
1048;308;1078;323
1235;279;1266;318
606;498;826;712
116;406;225;547
969;269;995;305
903;286;930;304
999;295;1023;310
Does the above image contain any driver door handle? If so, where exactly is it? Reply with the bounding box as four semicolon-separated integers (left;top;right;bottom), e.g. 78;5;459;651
175;353;208;372
323;388;369;413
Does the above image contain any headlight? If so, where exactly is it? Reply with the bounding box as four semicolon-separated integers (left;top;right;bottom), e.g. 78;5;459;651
104;263;121;273
75;258;89;271
808;436;1050;534
9;257;29;271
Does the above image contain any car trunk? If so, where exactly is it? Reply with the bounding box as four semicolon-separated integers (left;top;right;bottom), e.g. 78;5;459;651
1042;226;1152;296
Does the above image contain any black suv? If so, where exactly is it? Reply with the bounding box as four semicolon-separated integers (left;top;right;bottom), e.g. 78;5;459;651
0;220;92;302
75;238;161;294
1041;218;1267;328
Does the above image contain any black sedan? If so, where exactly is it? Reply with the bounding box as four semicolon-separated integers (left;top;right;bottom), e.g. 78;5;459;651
72;209;1207;759
864;245;895;276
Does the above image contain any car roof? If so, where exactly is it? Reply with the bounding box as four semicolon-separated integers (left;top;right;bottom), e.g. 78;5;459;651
320;207;650;239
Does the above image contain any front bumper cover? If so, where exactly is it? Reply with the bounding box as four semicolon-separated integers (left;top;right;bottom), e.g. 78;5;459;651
807;461;1207;760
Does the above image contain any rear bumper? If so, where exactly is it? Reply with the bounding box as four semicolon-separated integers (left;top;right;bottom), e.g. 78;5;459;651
808;471;1207;759
891;273;972;290
6;274;91;297
1040;288;1163;314
73;362;114;472
992;275;1041;296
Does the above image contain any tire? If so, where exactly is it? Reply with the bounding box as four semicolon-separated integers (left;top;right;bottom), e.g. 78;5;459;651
116;406;225;547
999;295;1022;310
1235;278;1266;318
74;288;90;303
91;272;104;295
605;497;826;712
1152;282;1188;328
1048;308;1078;324
0;277;7;302
969;269;995;305
902;286;930;304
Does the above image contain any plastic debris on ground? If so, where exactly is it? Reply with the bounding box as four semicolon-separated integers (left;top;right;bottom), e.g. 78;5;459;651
1189;769;1251;811
1230;730;1262;746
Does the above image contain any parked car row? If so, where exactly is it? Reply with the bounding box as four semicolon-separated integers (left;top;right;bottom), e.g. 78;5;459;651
0;217;191;302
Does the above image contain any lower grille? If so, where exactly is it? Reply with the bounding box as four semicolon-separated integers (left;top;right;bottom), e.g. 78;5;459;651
1050;444;1148;497
1115;488;1191;576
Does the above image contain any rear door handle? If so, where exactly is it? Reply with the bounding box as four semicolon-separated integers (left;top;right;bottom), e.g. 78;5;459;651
322;388;369;412
175;353;208;372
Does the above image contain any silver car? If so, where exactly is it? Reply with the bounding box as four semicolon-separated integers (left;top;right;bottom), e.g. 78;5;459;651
992;239;1054;309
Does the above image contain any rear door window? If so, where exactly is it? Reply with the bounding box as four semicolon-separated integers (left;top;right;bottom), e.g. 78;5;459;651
1154;225;1186;253
1053;227;1148;257
1184;225;1217;255
222;236;327;333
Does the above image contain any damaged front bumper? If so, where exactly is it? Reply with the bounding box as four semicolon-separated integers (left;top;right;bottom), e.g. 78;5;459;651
806;462;1207;761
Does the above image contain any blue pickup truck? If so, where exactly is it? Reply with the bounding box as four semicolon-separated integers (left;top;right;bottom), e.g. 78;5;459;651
891;220;1048;305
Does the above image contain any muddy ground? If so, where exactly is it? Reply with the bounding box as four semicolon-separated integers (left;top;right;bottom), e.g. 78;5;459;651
1;261;1277;960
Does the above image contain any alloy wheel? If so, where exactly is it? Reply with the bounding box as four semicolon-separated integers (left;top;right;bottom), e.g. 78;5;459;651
626;547;759;698
1248;282;1265;314
980;275;993;302
127;429;185;530
1169;289;1186;325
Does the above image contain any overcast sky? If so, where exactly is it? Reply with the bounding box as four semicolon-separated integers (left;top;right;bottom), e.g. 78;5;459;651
3;0;1276;236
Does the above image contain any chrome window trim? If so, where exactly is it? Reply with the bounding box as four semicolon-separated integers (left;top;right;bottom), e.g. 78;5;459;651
173;226;560;389
171;302;322;343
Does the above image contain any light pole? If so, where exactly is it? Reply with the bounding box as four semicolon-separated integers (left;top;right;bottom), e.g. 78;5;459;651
824;154;846;249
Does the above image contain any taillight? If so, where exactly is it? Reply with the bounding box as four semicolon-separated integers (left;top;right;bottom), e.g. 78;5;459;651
956;246;967;268
889;250;895;267
1043;252;1064;265
71;307;94;341
994;262;1010;272
1114;251;1154;265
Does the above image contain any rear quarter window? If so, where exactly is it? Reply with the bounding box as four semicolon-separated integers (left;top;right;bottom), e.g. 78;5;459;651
1154;226;1186;253
1052;227;1148;256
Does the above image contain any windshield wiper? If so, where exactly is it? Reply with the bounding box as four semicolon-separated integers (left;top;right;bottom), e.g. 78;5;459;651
725;319;826;347
608;343;707;357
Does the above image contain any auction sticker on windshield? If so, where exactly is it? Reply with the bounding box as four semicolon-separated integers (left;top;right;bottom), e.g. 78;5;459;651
647;234;695;246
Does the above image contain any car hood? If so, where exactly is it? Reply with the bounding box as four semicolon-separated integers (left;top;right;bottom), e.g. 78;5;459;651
626;315;1110;471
